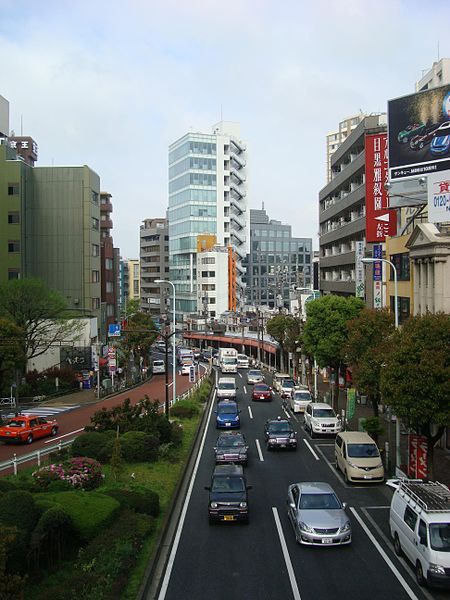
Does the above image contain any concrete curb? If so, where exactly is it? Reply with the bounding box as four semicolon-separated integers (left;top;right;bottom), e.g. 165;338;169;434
137;375;214;600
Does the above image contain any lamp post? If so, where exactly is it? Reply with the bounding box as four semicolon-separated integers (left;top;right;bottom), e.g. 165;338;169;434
361;257;400;472
155;279;176;408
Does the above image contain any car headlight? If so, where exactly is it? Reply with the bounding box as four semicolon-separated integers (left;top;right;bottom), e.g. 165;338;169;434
340;521;351;533
290;433;296;439
234;415;239;421
429;563;445;575
348;461;359;469
210;502;218;509
299;521;314;533
375;462;383;469
239;502;247;508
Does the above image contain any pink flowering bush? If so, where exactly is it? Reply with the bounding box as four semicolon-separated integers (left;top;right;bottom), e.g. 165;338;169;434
33;457;103;491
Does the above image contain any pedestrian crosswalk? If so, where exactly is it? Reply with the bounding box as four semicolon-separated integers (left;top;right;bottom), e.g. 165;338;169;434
1;405;81;420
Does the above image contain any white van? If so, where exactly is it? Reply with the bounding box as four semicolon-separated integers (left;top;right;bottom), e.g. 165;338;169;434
334;431;384;483
216;377;237;400
389;480;450;588
152;359;166;374
237;354;249;369
290;388;312;413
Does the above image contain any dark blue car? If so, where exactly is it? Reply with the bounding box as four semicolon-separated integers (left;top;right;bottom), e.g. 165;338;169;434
430;122;450;155
215;400;240;429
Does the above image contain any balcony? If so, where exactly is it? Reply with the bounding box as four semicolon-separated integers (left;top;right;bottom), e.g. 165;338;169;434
231;229;245;245
319;216;366;246
230;197;244;214
320;184;365;223
230;138;246;153
100;200;113;213
230;166;246;184
231;153;246;169
230;182;246;199
101;217;113;229
230;212;245;230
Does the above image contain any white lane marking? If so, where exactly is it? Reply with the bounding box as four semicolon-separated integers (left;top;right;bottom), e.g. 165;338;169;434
255;439;264;462
243;385;247;394
272;507;302;600
313;444;350;488
248;406;253;419
158;390;216;600
350;507;419;600
238;372;242;378
360;508;435;600
282;405;291;419
44;428;85;443
303;439;320;461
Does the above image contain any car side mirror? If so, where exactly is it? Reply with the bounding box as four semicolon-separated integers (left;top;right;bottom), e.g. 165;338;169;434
289;502;296;509
247;485;253;490
419;535;427;546
204;486;211;491
294;432;297;435
342;502;348;509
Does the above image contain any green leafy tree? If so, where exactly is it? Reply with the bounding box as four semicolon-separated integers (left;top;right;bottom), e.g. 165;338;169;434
266;314;301;372
0;526;27;599
119;311;157;371
0;279;81;363
0;318;26;394
345;308;395;416
380;313;450;479
303;295;364;408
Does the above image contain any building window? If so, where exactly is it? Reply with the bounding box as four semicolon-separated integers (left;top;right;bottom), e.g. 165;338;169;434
8;183;19;195
91;298;100;310
92;270;100;283
106;281;113;293
208;297;216;304
8;269;20;280
133;281;139;294
8;212;20;224
390;296;410;325
107;304;115;316
8;240;20;253
133;265;139;278
201;271;215;277
92;217;99;230
390;253;410;281
105;258;113;270
92;191;99;204
92;244;100;257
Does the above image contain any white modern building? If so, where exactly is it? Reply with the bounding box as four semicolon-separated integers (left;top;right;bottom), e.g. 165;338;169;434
415;58;450;91
196;246;230;318
168;121;248;320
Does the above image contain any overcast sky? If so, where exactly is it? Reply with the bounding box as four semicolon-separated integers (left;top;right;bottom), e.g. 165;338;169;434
2;0;449;257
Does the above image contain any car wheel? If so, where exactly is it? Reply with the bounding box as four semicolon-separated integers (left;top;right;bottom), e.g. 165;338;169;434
294;524;301;544
419;141;424;149
310;428;315;439
51;427;57;436
393;533;402;557
26;434;33;444
416;561;426;587
334;455;339;470
344;470;349;484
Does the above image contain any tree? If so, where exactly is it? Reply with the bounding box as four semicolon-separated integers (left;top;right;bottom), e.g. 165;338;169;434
0;279;81;363
266;314;301;372
119;311;157;369
303;295;364;408
0;318;26;394
380;312;450;480
345;308;395;416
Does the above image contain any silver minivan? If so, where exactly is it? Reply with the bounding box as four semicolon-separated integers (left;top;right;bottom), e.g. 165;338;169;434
152;359;166;374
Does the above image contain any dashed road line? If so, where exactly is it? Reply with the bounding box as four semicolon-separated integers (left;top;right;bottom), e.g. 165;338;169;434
248;406;253;419
243;385;247;395
303;439;320;460
272;507;302;600
255;439;264;462
238;372;242;378
44;428;85;443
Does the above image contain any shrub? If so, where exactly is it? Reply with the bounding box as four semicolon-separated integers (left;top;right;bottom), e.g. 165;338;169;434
0;526;27;597
33;457;103;491
104;488;160;516
40;492;120;541
29;506;74;570
170;400;199;419
0;490;40;534
170;421;184;446
0;480;16;494
120;431;159;462
71;432;114;463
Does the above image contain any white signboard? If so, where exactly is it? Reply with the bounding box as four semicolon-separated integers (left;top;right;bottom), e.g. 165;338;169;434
355;241;365;298
428;171;450;223
373;281;382;309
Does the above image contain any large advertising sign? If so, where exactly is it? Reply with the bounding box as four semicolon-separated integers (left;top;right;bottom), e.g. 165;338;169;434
408;434;428;480
388;84;450;181
428;171;450;223
365;133;397;241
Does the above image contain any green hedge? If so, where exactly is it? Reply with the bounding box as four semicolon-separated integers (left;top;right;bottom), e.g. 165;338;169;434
121;431;159;462
40;491;120;541
170;399;200;419
104;487;160;517
71;431;114;463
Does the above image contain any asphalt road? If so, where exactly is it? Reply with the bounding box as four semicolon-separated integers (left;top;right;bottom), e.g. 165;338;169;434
155;368;447;600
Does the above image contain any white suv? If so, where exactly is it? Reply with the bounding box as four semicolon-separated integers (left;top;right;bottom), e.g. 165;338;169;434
304;403;341;437
152;360;166;374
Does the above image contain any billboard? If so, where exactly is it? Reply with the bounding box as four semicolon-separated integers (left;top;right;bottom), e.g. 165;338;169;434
365;133;397;242
355;241;365;298
428;171;450;223
388;84;450;181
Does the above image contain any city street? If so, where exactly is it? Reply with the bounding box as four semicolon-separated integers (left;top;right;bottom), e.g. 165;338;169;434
155;368;448;600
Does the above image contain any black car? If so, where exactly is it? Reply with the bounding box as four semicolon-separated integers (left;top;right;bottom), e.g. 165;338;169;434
214;431;248;465
200;349;212;361
264;417;297;450
205;464;252;524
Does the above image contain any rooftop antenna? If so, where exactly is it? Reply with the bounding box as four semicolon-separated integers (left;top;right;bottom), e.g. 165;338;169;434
262;201;265;210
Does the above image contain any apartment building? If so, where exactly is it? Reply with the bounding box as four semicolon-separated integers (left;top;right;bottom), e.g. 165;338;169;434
140;217;169;317
168;121;248;320
319;114;387;296
245;208;312;309
326;113;366;183
415;58;450;91
100;192;119;331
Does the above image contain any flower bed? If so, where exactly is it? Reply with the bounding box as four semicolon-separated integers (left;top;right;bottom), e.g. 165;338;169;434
33;457;103;491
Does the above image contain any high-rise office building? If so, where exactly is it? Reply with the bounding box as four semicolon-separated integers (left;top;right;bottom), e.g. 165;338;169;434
168;121;248;320
326;114;366;183
140;217;169;317
245;208;312;309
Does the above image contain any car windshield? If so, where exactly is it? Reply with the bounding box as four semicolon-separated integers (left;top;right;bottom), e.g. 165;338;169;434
429;523;450;552
299;493;341;510
218;405;237;414
6;420;26;428
212;476;245;493
268;422;291;433
218;436;245;448
223;357;237;364
218;383;235;390
313;408;336;418
282;381;295;388
294;392;311;401
347;443;379;458
153;361;164;366
254;385;269;392
249;371;262;377
238;355;247;360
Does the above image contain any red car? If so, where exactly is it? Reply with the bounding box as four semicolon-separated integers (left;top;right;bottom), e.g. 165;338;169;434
251;383;273;402
0;415;59;444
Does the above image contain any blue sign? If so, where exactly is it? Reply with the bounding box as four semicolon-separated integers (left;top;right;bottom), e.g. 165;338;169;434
373;245;383;282
108;323;121;337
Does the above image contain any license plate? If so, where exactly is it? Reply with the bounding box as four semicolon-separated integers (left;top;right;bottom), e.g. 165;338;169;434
364;475;372;479
260;396;265;399
280;444;286;448
223;515;235;521
225;423;231;427
322;537;333;544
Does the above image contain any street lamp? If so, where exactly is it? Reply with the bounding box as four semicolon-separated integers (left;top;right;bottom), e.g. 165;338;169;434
155;279;176;408
361;256;400;473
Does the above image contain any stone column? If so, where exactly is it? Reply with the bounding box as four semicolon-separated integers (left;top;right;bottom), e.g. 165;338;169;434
426;259;434;313
412;259;420;315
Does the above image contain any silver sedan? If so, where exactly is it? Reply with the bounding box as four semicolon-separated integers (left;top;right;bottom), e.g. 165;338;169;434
287;481;351;546
247;369;264;385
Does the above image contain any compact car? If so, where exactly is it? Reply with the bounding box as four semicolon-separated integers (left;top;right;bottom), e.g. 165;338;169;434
264;417;297;450
215;400;240;429
205;464;251;524
214;431;248;465
251;383;273;402
0;415;59;444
